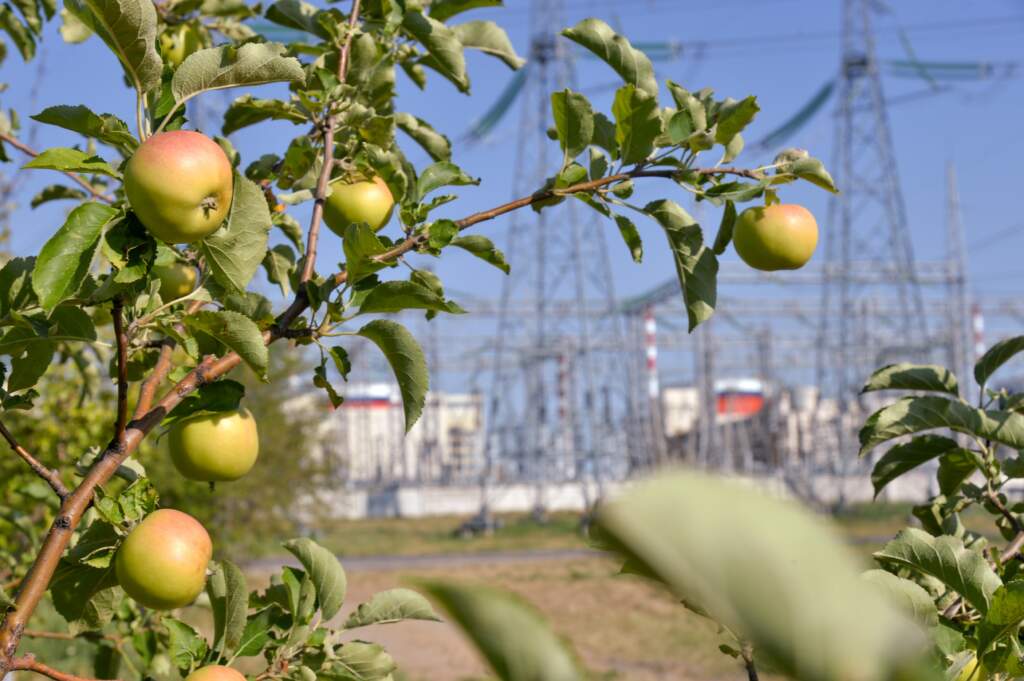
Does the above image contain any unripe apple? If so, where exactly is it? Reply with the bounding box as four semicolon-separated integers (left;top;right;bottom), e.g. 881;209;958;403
323;176;394;236
153;262;197;302
125;130;233;244
159;24;200;68
115;508;211;610
168;408;259;482
733;204;818;271
184;666;247;681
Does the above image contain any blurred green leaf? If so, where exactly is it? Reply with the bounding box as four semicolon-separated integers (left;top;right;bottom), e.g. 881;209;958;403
975;336;1024;388
862;363;959;396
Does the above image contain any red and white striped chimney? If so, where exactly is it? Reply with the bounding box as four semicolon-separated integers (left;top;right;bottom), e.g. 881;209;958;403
644;306;658;399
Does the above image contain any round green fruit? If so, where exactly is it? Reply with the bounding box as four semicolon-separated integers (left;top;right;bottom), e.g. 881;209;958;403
125;130;233;244
153;262;197;302
733;204;818;271
323;176;394;236
168;408;259;482
159;24;200;68
184;667;247;681
115;508;212;610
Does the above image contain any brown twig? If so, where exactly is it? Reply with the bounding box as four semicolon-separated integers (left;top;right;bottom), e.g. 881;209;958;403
741;643;759;681
112;298;129;445
0;420;67;500
12;654;112;681
299;0;362;285
0;132;115;204
22;631;120;643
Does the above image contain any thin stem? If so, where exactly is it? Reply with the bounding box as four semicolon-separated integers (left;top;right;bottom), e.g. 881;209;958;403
0;420;68;499
136;91;147;142
12;655;111;681
22;631;119;643
741;643;759;681
299;0;362;285
112;298;129;445
0;133;115;203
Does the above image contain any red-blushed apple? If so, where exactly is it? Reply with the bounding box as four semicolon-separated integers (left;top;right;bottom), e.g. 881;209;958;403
115;508;212;610
168;408;259;482
733;204;818;271
323;176;394;236
153;262;197;302
125;130;233;244
184;666;247;681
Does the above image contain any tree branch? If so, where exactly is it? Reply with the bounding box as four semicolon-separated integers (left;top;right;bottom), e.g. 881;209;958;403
12;654;112;681
0;156;719;669
112;298;129;445
0;133;115;204
0;420;67;500
298;0;362;285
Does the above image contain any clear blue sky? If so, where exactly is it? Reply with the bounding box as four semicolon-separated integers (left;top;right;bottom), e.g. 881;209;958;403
2;0;1022;338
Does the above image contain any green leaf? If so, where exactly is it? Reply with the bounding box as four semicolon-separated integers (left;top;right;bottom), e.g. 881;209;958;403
30;184;87;208
31;105;137;152
561;18;657;98
712;200;736;255
666;81;707;132
428;0;501;22
357;319;428;432
184;310;269;379
171;42;304;108
977;582;1024;653
342;222;388;285
875;528;1001;614
262;244;296;297
164;618;207;673
8;341;54;392
611;84;661;165
644;200;716;331
199;174;271;294
24;147;120;178
0;257;37;317
975;336;1024;388
416;161;479;200
452;19;524;70
862;363;959;396
395;112;451;162
358;281;464;315
404;10;468;92
222;95;306;136
614;214;642;263
597;471;929;681
714;96;759;144
234;607;275;658
776;154;837;194
324;641;396;681
550;89;593;161
264;0;327;39
938;449;977;496
450;234;509;274
166;379;245;423
49;560;121;634
859;396;1024;456
283;537;347;620
418;580;582;681
591;112;618;159
33;202;118;311
65;0;161;94
860;569;938;628
0;5;37;60
870;435;966;497
345;588;441;629
207;559;248;657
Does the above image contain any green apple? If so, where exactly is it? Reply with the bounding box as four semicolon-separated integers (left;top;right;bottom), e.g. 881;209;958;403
733;204;818;271
115;508;211;610
124;130;233;244
323;176;394;236
168;408;259;482
159;24;200;68
153;262;197;302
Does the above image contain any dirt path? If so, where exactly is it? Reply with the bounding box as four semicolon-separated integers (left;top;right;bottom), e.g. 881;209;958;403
246;551;741;681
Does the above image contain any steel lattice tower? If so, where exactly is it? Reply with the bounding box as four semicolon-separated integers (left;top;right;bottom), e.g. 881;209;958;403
815;0;931;465
473;0;634;523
